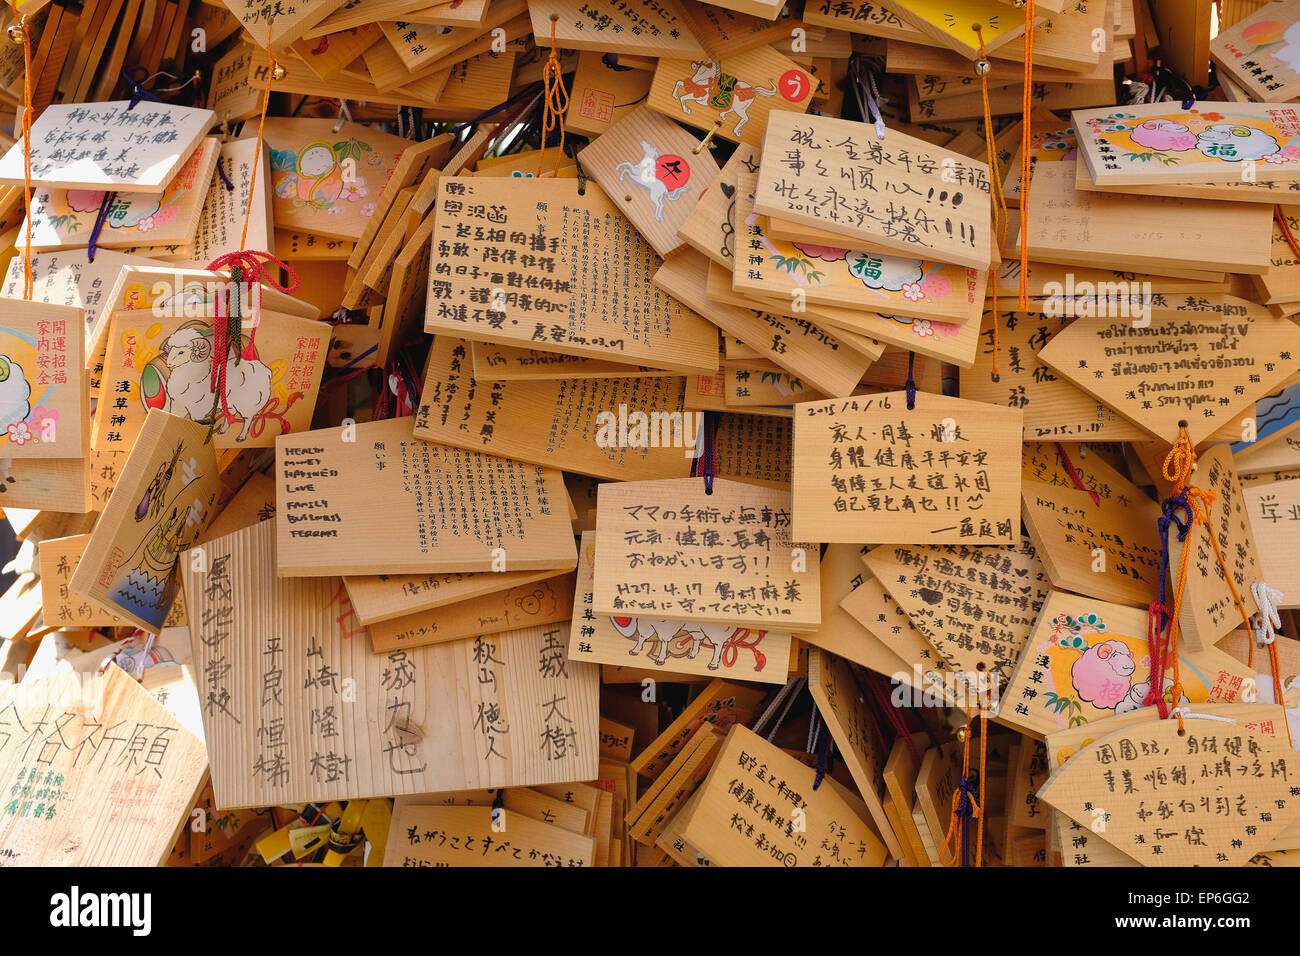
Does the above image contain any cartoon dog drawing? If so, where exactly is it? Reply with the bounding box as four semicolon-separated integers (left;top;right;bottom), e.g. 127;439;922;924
616;141;689;222
672;61;776;135
611;616;763;670
140;322;273;441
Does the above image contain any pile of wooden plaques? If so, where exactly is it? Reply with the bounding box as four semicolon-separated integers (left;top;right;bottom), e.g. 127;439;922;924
5;0;1300;871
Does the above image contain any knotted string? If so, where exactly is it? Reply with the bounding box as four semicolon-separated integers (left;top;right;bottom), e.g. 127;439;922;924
904;351;916;410
1055;442;1100;505
122;66;163;110
536;16;569;178
1251;581;1288;720
939;707;987;867
216;158;234;192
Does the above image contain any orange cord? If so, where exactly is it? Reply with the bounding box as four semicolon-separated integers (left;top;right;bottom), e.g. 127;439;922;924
536;16;568;179
11;5;31;299
1160;426;1289;742
975;26;1007;383
938;710;975;866
937;694;990;867
1018;0;1035;309
241;54;275;251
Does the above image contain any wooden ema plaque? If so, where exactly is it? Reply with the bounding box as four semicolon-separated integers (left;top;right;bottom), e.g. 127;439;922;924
808;645;907;861
648;45;814;147
576;104;719;258
0;101;216;193
1036;298;1300;446
413;335;693;482
386;803;595;867
592;477;820;631
95;307;330;451
865;534;1051;682
1074;102;1300;187
754;111;993;271
183;521;599;809
0;664;208;866
426;176;719;373
730;157;985;326
792;392;1023;544
570;531;793;684
0;298;87;459
680;723;888;866
1211;1;1300;104
274;416;576;577
1037;715;1300;866
70;409;219;633
996;591;1256;741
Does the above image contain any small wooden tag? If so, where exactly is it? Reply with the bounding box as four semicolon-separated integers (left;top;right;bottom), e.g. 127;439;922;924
571;530;793;683
792;391;1023;544
592;477;821;630
577;104;719;258
70;409;219;632
1037;714;1300;865
997;591;1257;740
0;298;87;458
275;416;577;577
755;112;993;271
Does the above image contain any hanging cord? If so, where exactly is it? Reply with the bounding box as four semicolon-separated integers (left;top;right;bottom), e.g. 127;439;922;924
216;158;234;192
974;26;1008;382
87;191;115;262
764;680;804;742
849;54;887;139
1149;426;1279;739
332;98;353;134
904;351;916;410
10;6;30;298
695;410;718;494
1251;581;1287;716
1055;442;1100;505
751;677;805;737
198;39;291;442
1276;205;1300;265
122;65;164;110
938;706;987;867
864;670;921;765
536;15;569;178
1018;0;1036;309
1151;426;1199;732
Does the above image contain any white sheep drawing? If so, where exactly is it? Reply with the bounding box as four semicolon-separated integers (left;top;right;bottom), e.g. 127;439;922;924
151;325;273;442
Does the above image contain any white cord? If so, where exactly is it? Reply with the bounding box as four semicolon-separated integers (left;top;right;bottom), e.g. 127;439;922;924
1169;706;1237;724
1252;580;1284;647
333;99;353;134
751;676;801;737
